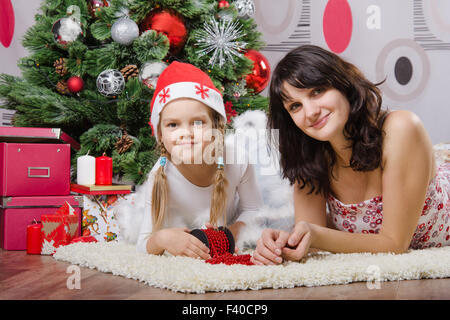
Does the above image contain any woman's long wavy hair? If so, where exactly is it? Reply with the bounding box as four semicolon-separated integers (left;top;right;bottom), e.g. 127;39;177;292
151;108;228;231
267;45;388;197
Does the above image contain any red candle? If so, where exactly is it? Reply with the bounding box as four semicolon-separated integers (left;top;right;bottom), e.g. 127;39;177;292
27;221;42;255
95;153;112;185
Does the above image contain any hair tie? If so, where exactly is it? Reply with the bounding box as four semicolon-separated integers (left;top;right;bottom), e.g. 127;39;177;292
160;156;167;167
217;156;224;169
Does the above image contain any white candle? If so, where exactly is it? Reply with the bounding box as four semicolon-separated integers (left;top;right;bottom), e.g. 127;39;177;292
77;153;96;185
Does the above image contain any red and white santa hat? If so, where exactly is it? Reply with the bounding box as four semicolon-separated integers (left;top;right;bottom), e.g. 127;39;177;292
149;61;226;141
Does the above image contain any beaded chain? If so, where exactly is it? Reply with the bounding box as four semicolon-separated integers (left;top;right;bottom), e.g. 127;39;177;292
201;228;254;266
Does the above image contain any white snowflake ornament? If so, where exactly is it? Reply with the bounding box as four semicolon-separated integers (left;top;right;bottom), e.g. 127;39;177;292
196;18;247;68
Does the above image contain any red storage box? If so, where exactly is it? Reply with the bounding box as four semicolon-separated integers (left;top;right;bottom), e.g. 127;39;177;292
0;126;78;197
0;195;83;250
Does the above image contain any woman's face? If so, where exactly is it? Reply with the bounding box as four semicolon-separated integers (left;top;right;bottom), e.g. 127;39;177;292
159;98;217;165
281;81;350;142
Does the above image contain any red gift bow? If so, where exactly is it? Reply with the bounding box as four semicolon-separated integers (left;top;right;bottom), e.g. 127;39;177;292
55;201;76;216
70;236;98;244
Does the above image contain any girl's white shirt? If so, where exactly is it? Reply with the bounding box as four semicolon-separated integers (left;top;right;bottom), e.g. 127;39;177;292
136;140;264;253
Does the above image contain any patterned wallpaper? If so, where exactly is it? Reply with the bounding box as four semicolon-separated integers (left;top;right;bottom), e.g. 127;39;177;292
254;0;450;144
1;0;449;143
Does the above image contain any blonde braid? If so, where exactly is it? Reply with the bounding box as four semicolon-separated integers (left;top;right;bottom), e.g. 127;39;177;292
209;114;228;227
151;142;169;231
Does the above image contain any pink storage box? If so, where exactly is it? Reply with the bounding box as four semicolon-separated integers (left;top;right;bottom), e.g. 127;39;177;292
0;195;83;250
0;126;78;197
0;142;70;196
0;127;80;150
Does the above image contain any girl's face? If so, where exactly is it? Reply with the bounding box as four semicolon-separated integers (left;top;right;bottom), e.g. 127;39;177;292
159;98;217;165
281;81;350;142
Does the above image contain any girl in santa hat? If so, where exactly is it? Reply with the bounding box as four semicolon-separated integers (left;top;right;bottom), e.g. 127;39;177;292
136;61;263;258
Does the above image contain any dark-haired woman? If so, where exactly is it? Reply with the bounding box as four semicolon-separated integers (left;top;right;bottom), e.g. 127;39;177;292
251;45;449;265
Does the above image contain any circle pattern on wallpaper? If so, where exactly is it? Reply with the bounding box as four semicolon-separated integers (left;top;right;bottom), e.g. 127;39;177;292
323;0;353;53
376;39;430;102
428;0;450;37
394;57;413;86
254;0;296;36
0;0;15;48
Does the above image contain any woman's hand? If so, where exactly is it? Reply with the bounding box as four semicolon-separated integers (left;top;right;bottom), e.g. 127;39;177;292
281;221;313;262
251;228;290;265
157;228;211;260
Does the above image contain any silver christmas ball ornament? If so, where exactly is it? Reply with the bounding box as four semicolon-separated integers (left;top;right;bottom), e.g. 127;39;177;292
52;17;83;46
111;17;139;45
139;61;168;89
234;0;255;19
52;5;83;47
96;69;125;97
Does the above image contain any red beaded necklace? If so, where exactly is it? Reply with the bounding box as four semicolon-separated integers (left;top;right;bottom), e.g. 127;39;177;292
191;227;254;266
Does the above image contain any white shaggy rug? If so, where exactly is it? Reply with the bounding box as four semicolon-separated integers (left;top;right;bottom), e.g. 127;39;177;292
53;241;450;294
68;112;449;294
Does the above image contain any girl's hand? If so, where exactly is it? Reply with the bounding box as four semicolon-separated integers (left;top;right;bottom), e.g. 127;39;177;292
158;228;211;260
281;221;313;262
251;228;290;265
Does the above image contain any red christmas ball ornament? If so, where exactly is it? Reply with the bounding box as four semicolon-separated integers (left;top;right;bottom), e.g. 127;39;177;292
140;8;187;55
88;0;109;18
244;50;271;94
67;76;84;93
218;0;230;9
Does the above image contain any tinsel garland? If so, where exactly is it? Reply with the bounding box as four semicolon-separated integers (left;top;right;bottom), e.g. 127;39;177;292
192;228;254;266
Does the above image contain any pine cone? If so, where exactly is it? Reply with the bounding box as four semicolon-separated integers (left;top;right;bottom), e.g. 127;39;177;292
115;134;134;154
120;64;139;80
53;58;68;76
55;80;70;95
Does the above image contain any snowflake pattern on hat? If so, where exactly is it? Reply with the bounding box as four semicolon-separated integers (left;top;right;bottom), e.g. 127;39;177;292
195;84;209;99
158;88;170;104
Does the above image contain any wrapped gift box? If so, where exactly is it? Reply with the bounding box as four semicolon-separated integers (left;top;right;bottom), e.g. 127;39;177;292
41;202;79;255
0;127;79;197
0;195;83;250
81;194;125;242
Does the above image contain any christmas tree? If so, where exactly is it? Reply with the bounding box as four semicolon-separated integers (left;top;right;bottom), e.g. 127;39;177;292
0;0;270;185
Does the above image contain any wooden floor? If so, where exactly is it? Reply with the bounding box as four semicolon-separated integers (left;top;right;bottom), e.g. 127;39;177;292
1;249;449;300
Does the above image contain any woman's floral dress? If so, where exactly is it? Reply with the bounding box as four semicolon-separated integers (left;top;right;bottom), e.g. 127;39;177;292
327;163;450;249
